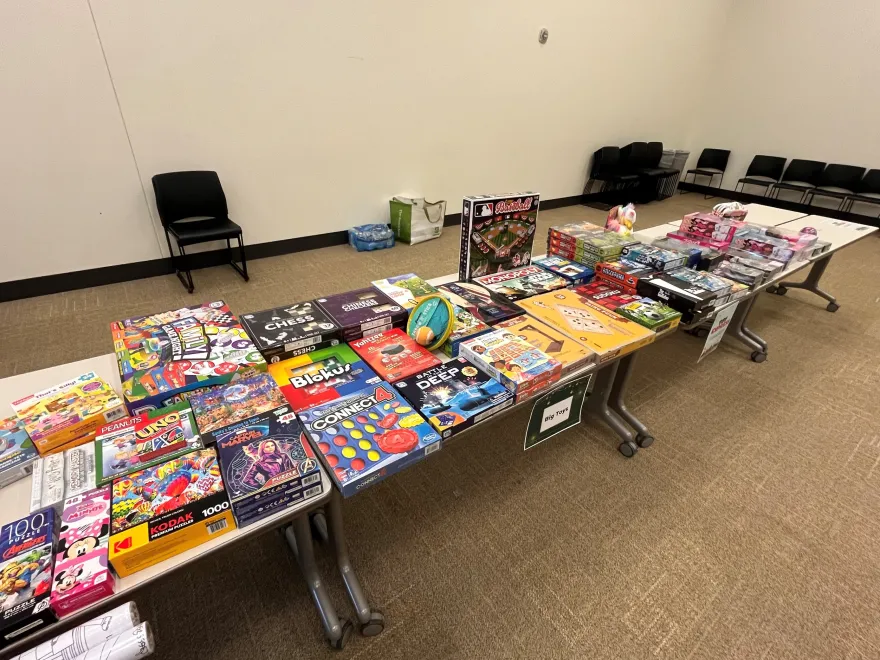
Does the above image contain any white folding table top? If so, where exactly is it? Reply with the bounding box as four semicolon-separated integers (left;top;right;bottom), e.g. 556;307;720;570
777;214;878;250
743;203;809;227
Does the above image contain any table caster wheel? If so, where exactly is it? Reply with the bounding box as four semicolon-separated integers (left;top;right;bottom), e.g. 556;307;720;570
618;441;638;458
330;620;354;650
826;302;839;313
750;351;767;363
694;327;709;339
773;286;787;296
361;611;385;637
636;434;654;448
766;285;778;294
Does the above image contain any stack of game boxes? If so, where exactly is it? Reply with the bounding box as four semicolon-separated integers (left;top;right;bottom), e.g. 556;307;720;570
547;224;637;268
730;224;815;264
474;265;568;302
651;235;724;271
573;282;681;334
532;256;594;286
636;267;746;320
669;211;744;251
592;259;656;295
317;287;408;342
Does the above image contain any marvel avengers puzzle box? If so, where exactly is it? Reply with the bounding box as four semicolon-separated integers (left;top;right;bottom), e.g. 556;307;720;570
474;265;568;302
240;301;341;364
349;328;440;383
459;193;539;280
188;373;285;435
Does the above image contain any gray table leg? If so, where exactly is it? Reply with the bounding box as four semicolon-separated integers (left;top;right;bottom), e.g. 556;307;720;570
607;353;654;449
770;255;839;312
586;360;639;457
724;295;768;363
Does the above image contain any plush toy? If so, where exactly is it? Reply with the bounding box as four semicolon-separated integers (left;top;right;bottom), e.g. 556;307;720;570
605;203;637;236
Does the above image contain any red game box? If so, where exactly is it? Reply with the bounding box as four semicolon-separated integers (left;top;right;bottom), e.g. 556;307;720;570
349;328;441;383
572;282;642;312
593;260;655;294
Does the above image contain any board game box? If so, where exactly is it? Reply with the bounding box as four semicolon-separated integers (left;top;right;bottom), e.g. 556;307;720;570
620;244;688;272
458;329;562;402
572;281;642;312
547;221;604;243
188;372;285;435
268;344;382;413
474;265;569;302
94;402;204;486
516;290;655;363
370;274;439;310
349;328;441;383
316;287;407;341
495;315;597;376
666;268;734;295
0;416;38;489
394;359;514;439
459;193;539;280
108;448;235;577
532;256;594;286
615;299;682;333
240;302;341;364
51;487;114;616
711;259;765;287
437;282;522;325
0;509;56;645
111;301;268;415
11;373;127;455
298;383;442;497
29;444;97;514
441;306;491;357
593;260;655;294
635;272;722;315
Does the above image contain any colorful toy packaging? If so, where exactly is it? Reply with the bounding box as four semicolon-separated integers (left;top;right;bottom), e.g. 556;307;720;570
108;448;235;577
188;373;285;435
111;301;267;415
240;302;341;364
459;193;539;280
546;222;604;249
679;212;740;244
666;230;730;252
441;306;491;358
50;487;114;616
666;268;734;296
593;260;655;294
495;315;597;376
394;359;514;439
316;287;407;342
573;281;642;312
30;444;97;514
0;416;38;488
532;256;594;286
437;281;522;326
605;203;637;236
620;244;688;272
349;328;441;383
406;295;456;351
652;236;724;271
298;383;442;496
371;274;439;310
711;259;765;288
268;344;382;413
549;232;637;267
94;402;204;486
11;373;127;455
725;249;785;277
474;265;569;302
615;299;682;333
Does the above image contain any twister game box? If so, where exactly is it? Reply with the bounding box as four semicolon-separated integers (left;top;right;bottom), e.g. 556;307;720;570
111;301;267;415
298;383;441;496
0;416;38;488
188;373;285;435
240;302;341;364
371;274;439;311
495;315;597;376
474;265;568;302
349;328;441;383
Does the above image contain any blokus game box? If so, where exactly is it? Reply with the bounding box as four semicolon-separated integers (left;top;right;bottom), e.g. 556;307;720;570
111;301;267;415
94;401;204;486
594;260;655;294
298;383;442;497
495;316;597;376
240;302;341;364
474;265;568;302
268;344;382;413
394;359;514;439
108;448;235;577
188;373;285;435
437;282;521;326
459;193;540;280
30;444;97;514
371;274;439;311
532;256;594;286
316;287;407;342
349;328;441;383
441;306;491;358
0;416;38;488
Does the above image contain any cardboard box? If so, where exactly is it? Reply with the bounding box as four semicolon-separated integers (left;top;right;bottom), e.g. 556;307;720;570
349;328;441;383
532;256;594;286
370;274;439;310
459;193;540;280
188;373;286;436
636;273;722;315
666;268;734;295
316;288;407;342
619;244;688;272
474;265;568;302
240;302;341;364
0;416;38;489
437;282;522;326
572;281;642;312
615;300;681;333
441;306;491;358
593;260;655;294
30;444;97;513
495;315;597;375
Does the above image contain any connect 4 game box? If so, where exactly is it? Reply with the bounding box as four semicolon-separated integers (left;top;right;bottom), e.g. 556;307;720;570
240;302;341;364
188;373;285;435
495;315;597;376
459;193;540;280
349;328;441;383
474;265;568;302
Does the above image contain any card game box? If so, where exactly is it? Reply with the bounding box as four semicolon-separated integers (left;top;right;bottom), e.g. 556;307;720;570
459;193;539;280
516;290;655;363
666;268;734;295
240;302;341;364
532;256;594;286
437;282;521;325
394;359;514;439
30;444;97;514
0;416;38;488
95;401;204;486
636;272;722;315
615;299;682;333
0;509;56;645
458;330;562;402
495;315;597;376
108;448;235;577
298;383;442;497
593;260;655;294
188;372;285;436
51;487;114;616
268;344;382;413
349;328;441;383
474;265;568;302
11;373;127;455
316;287;407;342
619;244;688;272
441;306;491;357
371;274;439;310
111;301;268;415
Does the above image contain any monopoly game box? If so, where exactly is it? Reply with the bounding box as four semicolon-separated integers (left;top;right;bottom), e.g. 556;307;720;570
349;328;441;383
474;265;568;302
316;288;407;342
240;302;341;364
459;193;539;280
495;315;597;375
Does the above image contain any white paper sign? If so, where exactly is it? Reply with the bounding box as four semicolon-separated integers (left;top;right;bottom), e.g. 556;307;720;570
699;302;739;362
540;395;574;433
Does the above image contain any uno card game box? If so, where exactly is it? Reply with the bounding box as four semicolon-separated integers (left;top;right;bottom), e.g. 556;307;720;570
108;448;235;577
474;265;568;302
29;444;97;514
349;328;440;383
94;401;204;486
636;272;722;316
594;260;655;294
619;244;688;272
459;193;539;280
298;383;442;497
371;274;439;310
532;256;594;286
0;509;56;645
615;299;682;333
11;373;127;455
111;301;267;415
240;302;341;364
517;290;655;363
268;344;382;413
437;282;521;325
0;416;38;488
441;306;491;357
189;373;284;435
394;359;514;439
51;487;114;616
495;315;597;376
459;330;562;402
317;287;407;342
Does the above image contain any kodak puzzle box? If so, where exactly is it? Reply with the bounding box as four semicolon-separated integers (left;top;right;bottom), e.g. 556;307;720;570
240;302;341;364
349;328;441;383
495;315;597;376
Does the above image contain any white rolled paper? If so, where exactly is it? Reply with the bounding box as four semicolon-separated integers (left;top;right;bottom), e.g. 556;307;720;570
72;622;153;660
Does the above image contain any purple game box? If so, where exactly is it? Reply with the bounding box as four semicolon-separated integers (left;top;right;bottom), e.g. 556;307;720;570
316;288;408;341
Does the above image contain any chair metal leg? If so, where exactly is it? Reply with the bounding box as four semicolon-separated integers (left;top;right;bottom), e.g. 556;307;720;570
229;233;250;282
164;230;195;293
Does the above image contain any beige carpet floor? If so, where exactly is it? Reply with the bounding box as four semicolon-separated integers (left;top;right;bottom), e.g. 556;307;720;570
2;196;880;659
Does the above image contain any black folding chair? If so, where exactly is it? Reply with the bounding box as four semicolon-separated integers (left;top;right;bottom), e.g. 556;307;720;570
584;146;638;194
152;171;249;293
803;164;866;209
769;159;826;202
684;148;730;196
735;155;787;196
842;169;880;215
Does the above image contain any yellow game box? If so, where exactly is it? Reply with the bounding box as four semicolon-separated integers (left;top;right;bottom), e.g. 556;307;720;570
516;290;655;363
495;315;598;376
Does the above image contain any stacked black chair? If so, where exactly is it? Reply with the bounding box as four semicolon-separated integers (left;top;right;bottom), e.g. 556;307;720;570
735;155;787;196
152;171;249;294
769;159;826;202
804;164;866;209
584;146;638;194
685;148;731;193
842;169;880;214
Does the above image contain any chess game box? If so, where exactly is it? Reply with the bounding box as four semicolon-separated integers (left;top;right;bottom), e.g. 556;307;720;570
532;256;594;286
349;328;441;383
240;302;341;364
189;373;285;435
474;265;568;302
495;315;597;376
441;306;491;357
371;274;439;310
459;193;540;280
394;359;514;439
316;288;407;342
30;444;97;514
0;416;38;488
437;282;521;326
593;260;655;294
620;244;688;272
111;301;267;415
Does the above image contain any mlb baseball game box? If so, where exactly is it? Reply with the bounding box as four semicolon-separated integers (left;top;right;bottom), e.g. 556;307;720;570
394;359;514;439
495;315;597;376
593;260;655;294
349;328;440;383
459;193;539;280
532;256;594;286
316;287;407;342
371;274;439;311
437;282;521;326
0;416;38;489
441;306;491;358
188;373;286;435
474;265;568;302
240;302;341;364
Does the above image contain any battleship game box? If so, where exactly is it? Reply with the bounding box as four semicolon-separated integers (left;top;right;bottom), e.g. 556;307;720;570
458;330;562;402
316;287;407;341
109;448;235;577
441;306;491;357
298;383;442;497
189;373;286;435
532;256;594;286
495;315;597;376
30;444;97;514
459;193;539;280
394;359;514;439
240;302;341;364
0;509;57;645
620;244;688;272
111;301;267;415
437;282;521;326
615;299;682;333
349;328;441;383
636;272;722;315
0;416;38;489
594;260;655;294
371;274;439;310
268;344;382;413
95;401;204;486
474;265;568;302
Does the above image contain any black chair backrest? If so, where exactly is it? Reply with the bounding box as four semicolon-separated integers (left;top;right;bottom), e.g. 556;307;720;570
591;147;621;177
152;171;229;227
645;142;663;168
816;164;866;190
620;142;649;171
696;148;730;171
855;169;880;195
780;159;826;185
745;155;786;180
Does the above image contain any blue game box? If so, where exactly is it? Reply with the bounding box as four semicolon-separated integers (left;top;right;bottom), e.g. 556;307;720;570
532;256;594;286
0;416;39;489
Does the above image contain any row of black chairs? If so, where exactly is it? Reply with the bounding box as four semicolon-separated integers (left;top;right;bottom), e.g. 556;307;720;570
586;142;681;203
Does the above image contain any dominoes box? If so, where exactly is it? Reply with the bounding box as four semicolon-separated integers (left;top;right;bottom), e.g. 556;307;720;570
240;302;341;364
